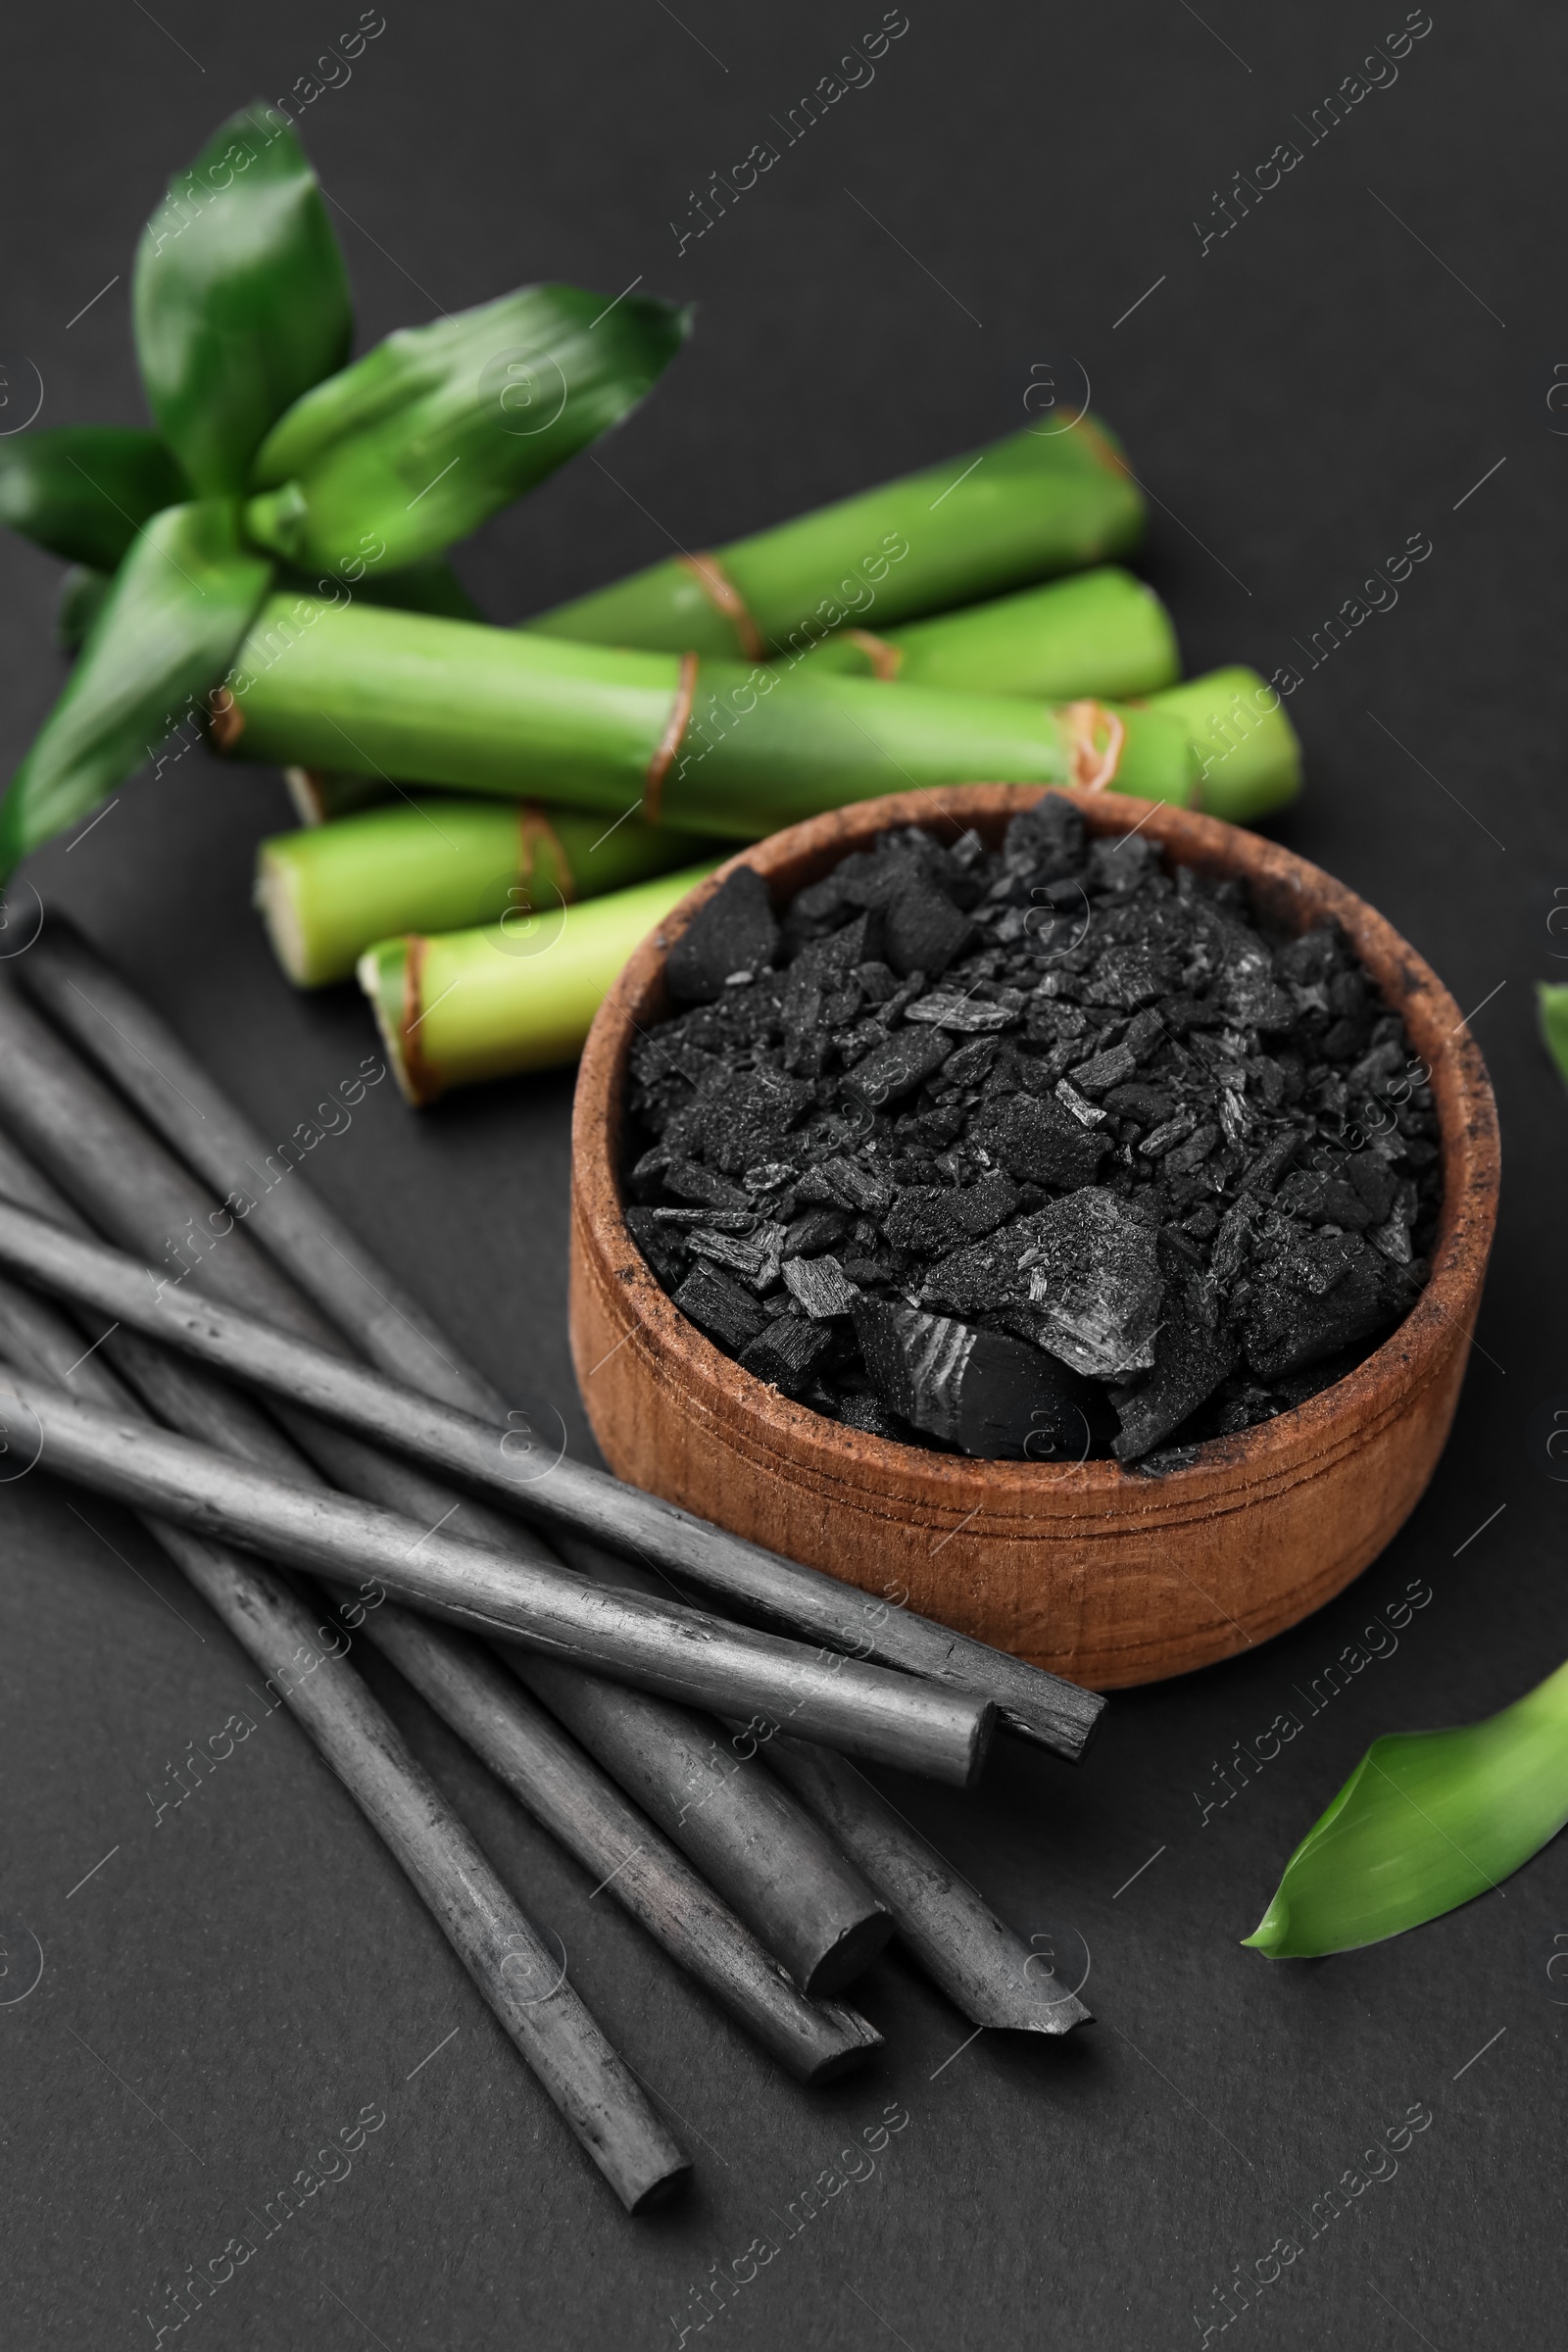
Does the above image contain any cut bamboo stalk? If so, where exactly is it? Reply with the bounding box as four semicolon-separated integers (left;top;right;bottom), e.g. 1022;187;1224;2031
256;797;713;987
0;1183;1097;1761
0;957;898;1985
764;1738;1092;2035
526;418;1146;657
780;567;1179;700
0;1343;990;1782
0;1258;687;2209
356;864;717;1101
284;764;392;824
218;597;1200;834
1142;665;1302;823
354;870;719;1102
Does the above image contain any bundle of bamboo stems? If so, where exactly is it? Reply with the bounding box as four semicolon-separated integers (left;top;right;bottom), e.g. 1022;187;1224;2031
0;102;1302;1105
0;931;1101;2214
231;576;1297;1098
218;429;1298;1099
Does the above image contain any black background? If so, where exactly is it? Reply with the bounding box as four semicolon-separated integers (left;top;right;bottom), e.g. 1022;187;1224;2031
1;3;1562;2345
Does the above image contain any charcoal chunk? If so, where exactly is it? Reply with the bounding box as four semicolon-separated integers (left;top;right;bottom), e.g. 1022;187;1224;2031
843;1025;953;1105
1163;1122;1220;1175
854;1297;1096;1459
969;1092;1110;1189
816;1154;896;1213
885;1170;1020;1253
781;1253;858;1319
1348;1151;1399;1222
1273;1168;1381;1231
903;992;1020;1033
781;912;884;1028
1003;792;1085;879
1069;1041;1139;1097
1009;1187;1165;1378
671;1067;815;1176
1239;1226;1411;1379
1220;945;1296;1030
922;1217;1041;1316
944;1035;1002;1089
738;1313;834;1395
1122;1006;1167;1060
1088;944;1174;1009
782;1206;853;1257
672;1264;768;1352
835;1390;907;1440
662;1156;752;1209
1239;1130;1300;1197
1087;835;1159;895
882;881;974;978
1275;927;1343;986
623;1206;688;1288
1102;1082;1175;1124
1112;1284;1238;1461
685;1225;782;1289
666;868;779;1004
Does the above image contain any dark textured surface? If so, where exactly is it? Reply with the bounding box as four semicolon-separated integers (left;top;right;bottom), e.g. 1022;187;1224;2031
0;3;1560;2345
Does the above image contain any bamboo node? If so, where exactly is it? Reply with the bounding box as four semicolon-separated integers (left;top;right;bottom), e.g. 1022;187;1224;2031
678;553;765;662
1060;701;1126;793
399;935;446;1107
645;652;700;825
846;628;903;682
517;802;576;904
207;686;245;752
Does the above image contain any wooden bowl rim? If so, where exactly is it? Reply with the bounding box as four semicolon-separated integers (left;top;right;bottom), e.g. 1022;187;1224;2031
572;786;1499;1510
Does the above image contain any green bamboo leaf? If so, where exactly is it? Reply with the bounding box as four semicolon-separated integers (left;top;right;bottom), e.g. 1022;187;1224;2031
243;284;691;575
55;565;113;653
0;502;273;879
0;426;187;570
270;552;485;623
318;553;485;621
132;105;352;495
1244;1657;1568;1958
1539;981;1568;1090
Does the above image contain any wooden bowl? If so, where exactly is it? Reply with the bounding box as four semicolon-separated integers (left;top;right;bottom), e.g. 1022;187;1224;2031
569;788;1498;1689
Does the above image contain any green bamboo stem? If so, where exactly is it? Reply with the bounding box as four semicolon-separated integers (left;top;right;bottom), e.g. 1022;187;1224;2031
358;861;717;1103
272;644;1297;836
221;597;1200;834
780;565;1179;701
1146;666;1301;823
257;797;708;987
526;418;1145;658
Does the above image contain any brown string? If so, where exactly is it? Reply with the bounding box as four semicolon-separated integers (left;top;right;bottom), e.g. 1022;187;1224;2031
644;652;699;825
846;628;903;682
207;687;244;752
398;935;444;1107
517;801;576;904
1059;700;1127;793
677;552;765;662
